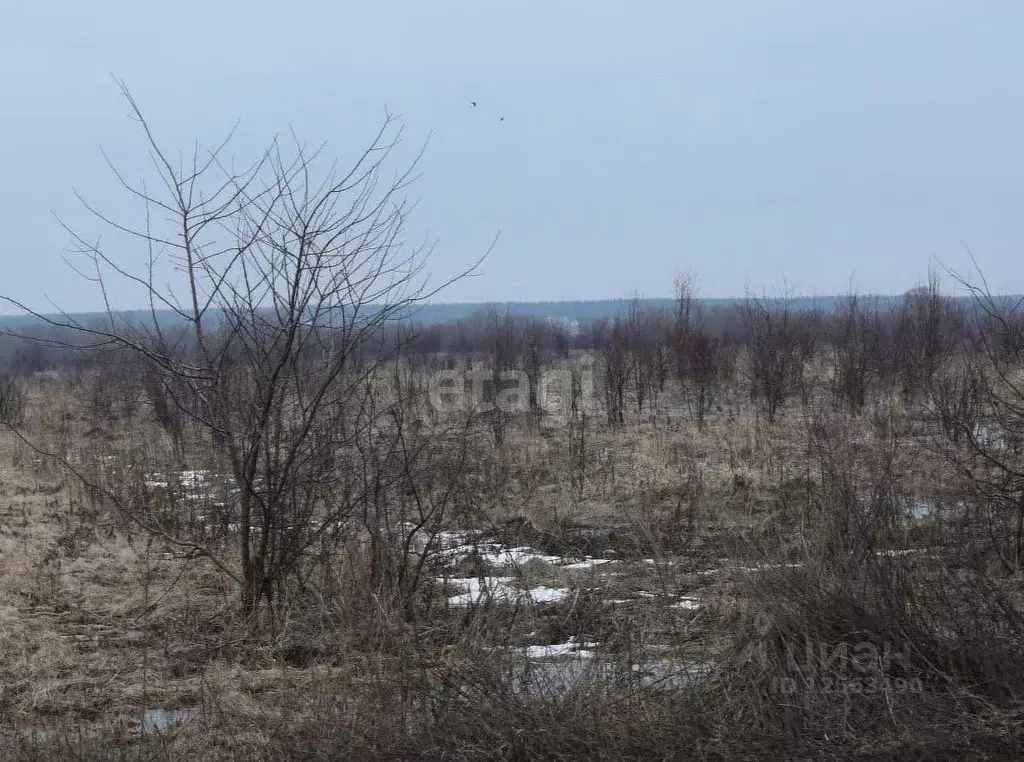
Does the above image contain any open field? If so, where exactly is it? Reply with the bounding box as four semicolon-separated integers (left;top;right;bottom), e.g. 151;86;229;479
0;89;1021;759
6;3;1024;758
1;305;1024;761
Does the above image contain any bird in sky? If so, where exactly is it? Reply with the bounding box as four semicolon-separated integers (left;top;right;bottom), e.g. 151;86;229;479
471;101;477;107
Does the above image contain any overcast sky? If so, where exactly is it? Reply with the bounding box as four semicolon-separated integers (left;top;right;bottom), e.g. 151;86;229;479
2;1;1023;311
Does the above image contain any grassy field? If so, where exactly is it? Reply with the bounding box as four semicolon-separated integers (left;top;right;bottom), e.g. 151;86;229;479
0;353;1021;760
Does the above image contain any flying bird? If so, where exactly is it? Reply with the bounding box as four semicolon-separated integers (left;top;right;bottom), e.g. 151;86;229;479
471;101;477;107
499;116;506;122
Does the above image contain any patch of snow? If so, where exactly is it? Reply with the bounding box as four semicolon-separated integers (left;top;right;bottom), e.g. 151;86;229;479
733;562;804;572
522;636;598;660
528;586;570;604
478;546;563;566
876;547;942;559
602;594;700;609
672;597;701;610
700;562;804;575
429;533;618;574
179;470;209;488
561;557;617;570
445;577;570;607
446;576;519;606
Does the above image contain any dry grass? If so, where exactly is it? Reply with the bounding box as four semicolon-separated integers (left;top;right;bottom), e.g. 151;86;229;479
0;366;1022;759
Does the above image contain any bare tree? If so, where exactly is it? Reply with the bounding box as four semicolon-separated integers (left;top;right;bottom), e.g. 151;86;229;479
480;307;522;446
827;292;877;412
520;318;548;424
567;361;588;501
0;365;25;427
601;318;630;425
626;299;660;417
896;269;963;400
740;293;805;424
1;85;480;618
930;263;1024;571
670;274;732;427
684;329;732;428
671;273;697;387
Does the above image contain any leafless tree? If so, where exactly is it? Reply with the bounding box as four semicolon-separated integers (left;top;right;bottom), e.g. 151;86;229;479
520;318;548;423
827;292;878;412
930;263;1024;570
1;84;481;618
0;365;25;426
897;269;963;400
671;273;697;386
683;330;732;428
480;307;522;445
670;274;733;427
601;318;630;425
567;362;588;501
626;299;660;417
740;293;805;424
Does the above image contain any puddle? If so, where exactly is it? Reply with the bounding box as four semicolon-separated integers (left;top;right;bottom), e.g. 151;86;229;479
131;707;199;735
908;500;935;519
973;423;1012;450
16;707;200;745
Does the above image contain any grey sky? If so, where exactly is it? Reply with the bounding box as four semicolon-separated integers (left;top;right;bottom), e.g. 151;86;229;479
2;1;1023;311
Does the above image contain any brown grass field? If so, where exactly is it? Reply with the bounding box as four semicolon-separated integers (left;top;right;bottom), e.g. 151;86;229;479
0;351;1021;760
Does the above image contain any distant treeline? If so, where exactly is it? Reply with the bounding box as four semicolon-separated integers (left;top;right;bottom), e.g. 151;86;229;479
0;292;1018;377
0;294;1011;331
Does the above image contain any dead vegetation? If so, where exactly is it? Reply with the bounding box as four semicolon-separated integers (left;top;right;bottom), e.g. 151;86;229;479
0;94;1023;759
2;287;1024;759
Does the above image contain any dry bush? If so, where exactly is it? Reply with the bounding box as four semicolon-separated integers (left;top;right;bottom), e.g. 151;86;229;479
0;367;25;427
707;397;1024;757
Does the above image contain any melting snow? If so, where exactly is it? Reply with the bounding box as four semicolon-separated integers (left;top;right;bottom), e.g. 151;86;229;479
477;546;563;566
528;586;571;604
561;558;617;570
179;470;209;487
410;527;617;574
522;636;598;660
445;577;570;607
